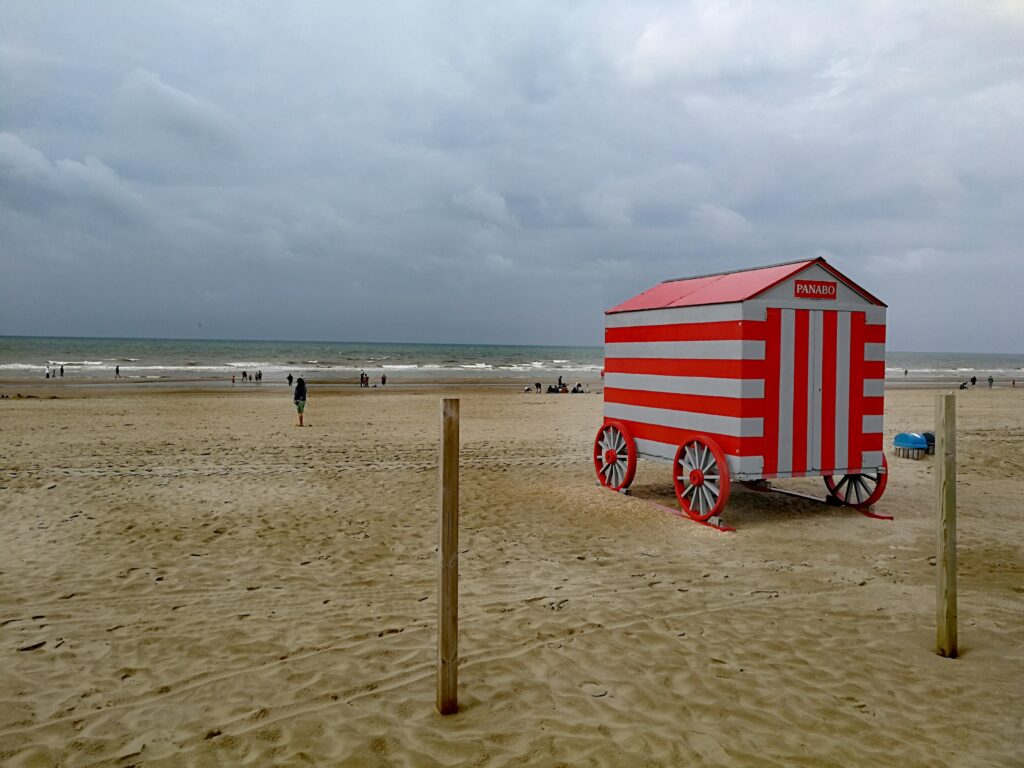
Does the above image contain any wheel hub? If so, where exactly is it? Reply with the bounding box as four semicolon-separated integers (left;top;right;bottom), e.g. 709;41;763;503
689;468;705;486
604;448;618;465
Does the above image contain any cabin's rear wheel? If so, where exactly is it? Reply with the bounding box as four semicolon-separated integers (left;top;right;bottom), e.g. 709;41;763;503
824;455;888;508
593;421;637;491
673;436;731;521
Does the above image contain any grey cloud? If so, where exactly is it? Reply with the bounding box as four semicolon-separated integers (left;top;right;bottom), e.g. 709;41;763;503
452;186;518;228
0;1;1022;349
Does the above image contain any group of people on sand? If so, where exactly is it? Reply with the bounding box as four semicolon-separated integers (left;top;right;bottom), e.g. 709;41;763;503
44;365;64;380
525;375;587;394
359;370;386;387
958;374;1010;390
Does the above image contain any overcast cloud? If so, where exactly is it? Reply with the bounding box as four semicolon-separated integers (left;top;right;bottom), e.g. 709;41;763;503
1;1;1022;349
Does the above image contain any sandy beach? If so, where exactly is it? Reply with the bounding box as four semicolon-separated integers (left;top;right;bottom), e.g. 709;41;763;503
1;382;1021;766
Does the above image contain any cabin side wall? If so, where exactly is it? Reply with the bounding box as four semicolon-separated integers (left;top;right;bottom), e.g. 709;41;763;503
603;302;766;480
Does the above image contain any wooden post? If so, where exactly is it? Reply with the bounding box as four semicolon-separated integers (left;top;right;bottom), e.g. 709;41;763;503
936;392;957;658
437;398;459;713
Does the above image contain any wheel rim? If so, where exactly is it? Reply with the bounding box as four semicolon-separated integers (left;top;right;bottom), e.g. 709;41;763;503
824;455;888;508
593;421;637;491
673;436;731;521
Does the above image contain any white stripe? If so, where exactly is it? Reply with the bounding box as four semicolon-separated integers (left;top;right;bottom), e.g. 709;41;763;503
603;403;762;438
861;451;884;470
604;373;764;398
834;312;851;470
634;437;677;462
865;307;887;326
606;303;744;327
605;340;764;360
862;415;884;434
634;438;763;478
864;343;886;361
863;379;884;397
777;309;795;473
811;311;823;470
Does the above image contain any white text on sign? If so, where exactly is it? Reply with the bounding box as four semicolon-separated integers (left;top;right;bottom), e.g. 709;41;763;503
794;279;837;299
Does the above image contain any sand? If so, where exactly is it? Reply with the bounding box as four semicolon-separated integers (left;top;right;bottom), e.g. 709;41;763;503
0;383;1021;766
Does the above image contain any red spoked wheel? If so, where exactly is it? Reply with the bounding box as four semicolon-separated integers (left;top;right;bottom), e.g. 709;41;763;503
824;454;888;509
593;421;637;491
673;436;731;521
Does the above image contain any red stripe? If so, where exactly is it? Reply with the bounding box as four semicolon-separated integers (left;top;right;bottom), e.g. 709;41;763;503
862;396;884;415
848;312;865;473
862;433;883;451
604;387;764;419
603;358;762;379
791;310;810;475
606;417;764;457
605;320;765;343
761;308;782;475
820;311;837;471
864;324;886;343
864;361;885;380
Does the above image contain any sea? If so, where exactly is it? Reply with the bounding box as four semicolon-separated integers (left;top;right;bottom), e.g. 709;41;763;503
0;337;1021;384
0;336;603;383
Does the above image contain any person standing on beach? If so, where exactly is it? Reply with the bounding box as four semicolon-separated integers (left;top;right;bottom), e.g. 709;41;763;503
294;377;307;426
60;365;64;378
115;365;120;378
287;373;294;388
381;373;387;386
988;375;994;388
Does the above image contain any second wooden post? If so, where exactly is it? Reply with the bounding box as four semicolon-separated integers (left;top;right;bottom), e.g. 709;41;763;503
936;392;957;658
437;398;459;713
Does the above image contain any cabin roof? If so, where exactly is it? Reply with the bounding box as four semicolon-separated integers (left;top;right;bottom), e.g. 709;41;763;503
606;257;886;313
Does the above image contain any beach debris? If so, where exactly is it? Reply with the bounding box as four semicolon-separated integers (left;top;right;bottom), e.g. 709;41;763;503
204;729;222;740
581;682;607;697
18;641;46;651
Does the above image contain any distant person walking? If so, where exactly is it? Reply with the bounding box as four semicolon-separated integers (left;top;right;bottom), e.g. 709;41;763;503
381;373;387;386
232;374;236;387
287;373;294;388
115;365;120;378
904;369;907;377
60;365;64;378
294;377;307;426
988;375;994;388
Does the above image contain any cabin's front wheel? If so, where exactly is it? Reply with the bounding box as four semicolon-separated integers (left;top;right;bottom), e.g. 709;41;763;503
673;436;731;521
594;421;637;491
824;454;888;508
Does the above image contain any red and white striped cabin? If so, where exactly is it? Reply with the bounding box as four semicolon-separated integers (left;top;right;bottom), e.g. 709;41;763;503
603;258;886;483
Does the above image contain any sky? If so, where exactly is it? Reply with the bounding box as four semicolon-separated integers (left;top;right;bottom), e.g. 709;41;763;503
1;1;1022;350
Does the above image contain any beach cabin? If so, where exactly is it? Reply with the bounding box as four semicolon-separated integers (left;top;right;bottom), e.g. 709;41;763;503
594;257;888;526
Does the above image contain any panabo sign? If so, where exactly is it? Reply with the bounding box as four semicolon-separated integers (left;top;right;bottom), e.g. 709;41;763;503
794;279;838;299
